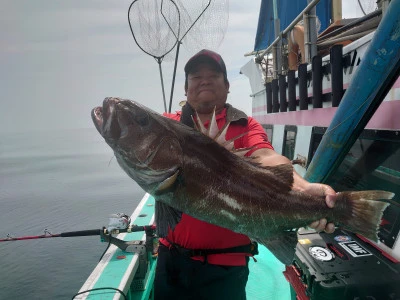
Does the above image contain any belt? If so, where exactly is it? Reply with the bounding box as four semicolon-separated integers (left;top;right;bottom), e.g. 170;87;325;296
162;239;259;258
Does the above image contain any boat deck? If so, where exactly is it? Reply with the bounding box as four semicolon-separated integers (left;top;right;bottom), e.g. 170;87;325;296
247;245;291;299
77;194;292;299
75;194;156;299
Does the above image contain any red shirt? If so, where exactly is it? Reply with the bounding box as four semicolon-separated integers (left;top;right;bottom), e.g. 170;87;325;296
160;107;273;266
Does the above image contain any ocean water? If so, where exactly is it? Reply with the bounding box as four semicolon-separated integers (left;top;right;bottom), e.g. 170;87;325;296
0;128;145;300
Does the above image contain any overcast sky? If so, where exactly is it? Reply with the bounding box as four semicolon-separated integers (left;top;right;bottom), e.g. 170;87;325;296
0;1;364;134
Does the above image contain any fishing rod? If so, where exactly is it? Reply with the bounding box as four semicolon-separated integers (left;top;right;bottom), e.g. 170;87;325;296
0;213;156;249
0;229;101;242
0;226;156;242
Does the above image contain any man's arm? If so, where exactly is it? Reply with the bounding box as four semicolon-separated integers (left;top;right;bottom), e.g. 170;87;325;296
250;148;336;233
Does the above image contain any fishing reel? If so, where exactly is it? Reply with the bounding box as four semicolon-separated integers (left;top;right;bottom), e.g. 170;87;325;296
107;213;131;232
101;213;157;257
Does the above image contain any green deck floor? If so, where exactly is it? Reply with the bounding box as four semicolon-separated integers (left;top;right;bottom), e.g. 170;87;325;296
246;244;291;299
79;193;293;299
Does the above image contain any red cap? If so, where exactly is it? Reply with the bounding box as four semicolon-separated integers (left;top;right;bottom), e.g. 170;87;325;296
184;49;227;79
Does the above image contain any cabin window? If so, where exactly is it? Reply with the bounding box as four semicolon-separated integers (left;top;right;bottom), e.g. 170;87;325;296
325;129;400;248
262;124;273;144
282;125;297;160
307;127;327;166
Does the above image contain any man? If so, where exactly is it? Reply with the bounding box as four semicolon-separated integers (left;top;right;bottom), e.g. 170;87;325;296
288;24;305;70
288;18;321;70
154;49;336;299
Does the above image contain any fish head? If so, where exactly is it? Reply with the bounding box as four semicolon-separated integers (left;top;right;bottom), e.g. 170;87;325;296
92;97;183;194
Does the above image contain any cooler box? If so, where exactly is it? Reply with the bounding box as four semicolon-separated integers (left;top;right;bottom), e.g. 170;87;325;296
284;228;400;300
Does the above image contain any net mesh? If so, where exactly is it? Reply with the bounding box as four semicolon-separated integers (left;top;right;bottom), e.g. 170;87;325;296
128;0;229;110
128;0;229;60
358;0;378;15
128;0;180;58
175;0;229;51
161;0;229;61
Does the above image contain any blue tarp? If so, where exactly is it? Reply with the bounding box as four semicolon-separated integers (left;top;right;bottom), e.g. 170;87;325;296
254;0;332;51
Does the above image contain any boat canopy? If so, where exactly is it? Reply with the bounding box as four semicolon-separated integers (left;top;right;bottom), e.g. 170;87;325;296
254;0;332;51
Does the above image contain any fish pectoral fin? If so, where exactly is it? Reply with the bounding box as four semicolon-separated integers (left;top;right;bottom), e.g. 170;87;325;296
155;170;180;193
155;201;182;237
255;230;298;265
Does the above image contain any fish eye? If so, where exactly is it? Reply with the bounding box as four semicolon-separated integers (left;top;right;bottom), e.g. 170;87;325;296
136;112;149;126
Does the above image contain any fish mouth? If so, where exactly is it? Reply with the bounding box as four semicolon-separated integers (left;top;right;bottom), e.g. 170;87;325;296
91;97;122;141
91;106;104;133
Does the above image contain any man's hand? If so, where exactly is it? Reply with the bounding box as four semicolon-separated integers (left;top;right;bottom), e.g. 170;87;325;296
250;148;338;233
305;183;337;233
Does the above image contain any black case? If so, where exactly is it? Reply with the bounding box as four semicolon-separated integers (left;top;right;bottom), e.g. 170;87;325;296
284;228;400;300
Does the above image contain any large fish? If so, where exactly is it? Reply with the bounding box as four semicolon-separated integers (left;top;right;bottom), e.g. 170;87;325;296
92;97;395;264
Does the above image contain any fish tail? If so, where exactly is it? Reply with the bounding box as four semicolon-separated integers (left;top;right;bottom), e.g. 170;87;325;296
337;190;395;241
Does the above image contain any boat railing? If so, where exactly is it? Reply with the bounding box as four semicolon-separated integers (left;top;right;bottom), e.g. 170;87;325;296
245;0;321;79
244;1;388;114
245;0;388;82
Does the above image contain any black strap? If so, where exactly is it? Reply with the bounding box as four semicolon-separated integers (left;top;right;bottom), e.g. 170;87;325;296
180;102;196;127
165;239;259;257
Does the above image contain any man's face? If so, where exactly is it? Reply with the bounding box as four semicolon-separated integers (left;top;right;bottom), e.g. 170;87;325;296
185;63;230;115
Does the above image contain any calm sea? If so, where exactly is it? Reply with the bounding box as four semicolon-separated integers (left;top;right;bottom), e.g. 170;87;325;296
0;128;146;300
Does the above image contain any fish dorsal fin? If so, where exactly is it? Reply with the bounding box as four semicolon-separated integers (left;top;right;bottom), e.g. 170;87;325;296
207;106;219;138
221;131;250;151
192;111;208;135
214;121;230;146
155;170;180;193
260;164;294;191
192;107;220;139
232;146;256;158
192;108;250;153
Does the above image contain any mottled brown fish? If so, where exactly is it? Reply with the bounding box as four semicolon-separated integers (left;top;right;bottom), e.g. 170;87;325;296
92;97;394;264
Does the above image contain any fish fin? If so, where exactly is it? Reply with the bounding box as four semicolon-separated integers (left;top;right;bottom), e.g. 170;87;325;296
155;170;180;193
338;190;394;241
192;107;250;153
193;111;208;135
191;115;200;131
207;106;219;138
216;130;250;152
255;230;298;265
155;202;182;237
214;121;231;145
258;164;294;192
232;147;254;157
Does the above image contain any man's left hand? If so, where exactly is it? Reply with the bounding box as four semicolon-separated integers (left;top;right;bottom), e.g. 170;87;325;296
305;183;337;233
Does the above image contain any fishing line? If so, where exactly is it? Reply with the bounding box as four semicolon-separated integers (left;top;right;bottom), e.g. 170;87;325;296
108;155;115;167
323;96;378;135
71;287;127;300
98;239;112;262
